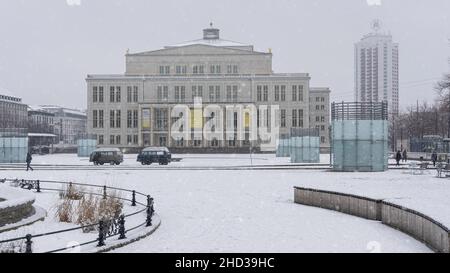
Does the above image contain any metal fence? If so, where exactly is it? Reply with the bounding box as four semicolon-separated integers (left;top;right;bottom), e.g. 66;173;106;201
331;101;388;121
0;178;155;253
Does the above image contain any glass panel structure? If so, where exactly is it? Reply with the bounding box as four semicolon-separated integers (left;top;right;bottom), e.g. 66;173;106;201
331;102;388;172
77;138;97;157
289;128;320;163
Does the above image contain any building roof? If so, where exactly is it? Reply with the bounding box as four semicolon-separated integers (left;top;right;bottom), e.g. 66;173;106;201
166;38;252;48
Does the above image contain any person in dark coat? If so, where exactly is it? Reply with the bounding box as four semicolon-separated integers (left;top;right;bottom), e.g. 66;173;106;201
431;151;438;167
395;150;402;166
402;149;408;163
26;152;33;171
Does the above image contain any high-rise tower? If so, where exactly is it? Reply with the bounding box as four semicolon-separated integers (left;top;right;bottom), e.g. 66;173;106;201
355;20;399;118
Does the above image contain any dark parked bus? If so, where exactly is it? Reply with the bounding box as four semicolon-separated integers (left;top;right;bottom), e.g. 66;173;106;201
90;148;124;165
137;147;171;165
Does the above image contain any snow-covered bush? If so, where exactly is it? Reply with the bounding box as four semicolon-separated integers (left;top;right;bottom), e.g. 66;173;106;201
59;184;85;200
55;189;123;233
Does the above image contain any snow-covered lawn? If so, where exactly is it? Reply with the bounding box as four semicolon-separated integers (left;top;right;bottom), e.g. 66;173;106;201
1;154;444;253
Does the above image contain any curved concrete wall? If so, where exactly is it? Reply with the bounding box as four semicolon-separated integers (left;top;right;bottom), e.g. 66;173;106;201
0;200;35;227
294;186;450;253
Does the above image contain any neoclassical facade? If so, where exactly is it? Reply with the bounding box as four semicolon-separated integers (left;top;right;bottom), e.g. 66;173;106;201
86;26;330;151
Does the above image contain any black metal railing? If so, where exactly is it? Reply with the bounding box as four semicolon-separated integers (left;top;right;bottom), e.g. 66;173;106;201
0;178;155;253
331;101;388;121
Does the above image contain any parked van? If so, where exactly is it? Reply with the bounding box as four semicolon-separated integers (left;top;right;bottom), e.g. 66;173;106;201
137;147;171;165
90;148;123;165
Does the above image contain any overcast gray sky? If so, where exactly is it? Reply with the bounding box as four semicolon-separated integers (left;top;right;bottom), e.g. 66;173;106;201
0;0;449;110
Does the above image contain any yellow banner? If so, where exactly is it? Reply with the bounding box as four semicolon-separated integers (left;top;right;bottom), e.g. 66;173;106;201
190;109;203;129
142;109;151;129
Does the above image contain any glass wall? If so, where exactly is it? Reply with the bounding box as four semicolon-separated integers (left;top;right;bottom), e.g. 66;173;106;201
0;137;28;163
332;120;388;172
276;138;291;157
290;136;320;163
77;139;97;157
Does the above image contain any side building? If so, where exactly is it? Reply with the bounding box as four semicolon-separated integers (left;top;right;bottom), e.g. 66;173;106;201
86;25;331;152
39;106;87;145
0;91;28;135
309;88;331;152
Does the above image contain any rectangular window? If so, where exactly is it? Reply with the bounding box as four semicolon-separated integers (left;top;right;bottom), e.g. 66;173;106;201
110;135;115;145
321;105;325;110
116;110;121;128
127;135;132;145
199;65;204;74
99;86;104;103
157;86;162;101
321;116;325;122
165;66;170;75
93;110;98;128
98;135;104;145
99;110;104;128
159;66;164;75
321;136;325;144
227;65;232;74
216;65;221;74
298;85;304;101
281;86;286;101
110;110;115;128
133;86;138;102
292;85;297;101
93;86;98;103
127;86;132;103
133;110;138;128
274;86;280;102
116;87;121;102
127;110;132;128
232;85;238;102
292;109;298;127
193;66;198;74
181;86;186;102
215;86;220;101
281;109;286;128
209;86;214;102
263;85;268;101
257;86;262;102
226;86;232;102
233;65;238;74
175;86;180;102
133;135;138;144
298;109;304;128
210;65;215;74
116;135;121;145
110;86;115;102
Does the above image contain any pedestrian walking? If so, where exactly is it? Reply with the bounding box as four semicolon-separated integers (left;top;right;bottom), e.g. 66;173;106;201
431;151;438;167
402;149;408;163
26;152;34;171
395;150;402;166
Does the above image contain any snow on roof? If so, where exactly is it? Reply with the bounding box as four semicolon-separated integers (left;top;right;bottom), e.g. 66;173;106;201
166;38;252;48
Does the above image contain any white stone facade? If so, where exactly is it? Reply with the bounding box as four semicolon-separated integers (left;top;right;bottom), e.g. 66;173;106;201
86;27;330;151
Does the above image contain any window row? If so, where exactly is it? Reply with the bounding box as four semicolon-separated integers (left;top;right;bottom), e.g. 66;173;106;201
92;110;138;129
257;85;304;102
92;86;139;103
157;85;240;102
96;134;138;145
160;64;239;75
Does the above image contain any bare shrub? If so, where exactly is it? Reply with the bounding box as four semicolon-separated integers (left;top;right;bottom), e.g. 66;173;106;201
0;240;25;253
98;191;123;221
76;194;98;232
54;187;124;233
59;184;85;200
56;198;74;223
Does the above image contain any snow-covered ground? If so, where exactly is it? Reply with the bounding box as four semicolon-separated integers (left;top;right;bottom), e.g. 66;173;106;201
0;153;443;253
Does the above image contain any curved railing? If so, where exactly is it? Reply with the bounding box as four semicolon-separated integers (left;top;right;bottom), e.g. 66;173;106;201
294;186;450;253
0;178;156;253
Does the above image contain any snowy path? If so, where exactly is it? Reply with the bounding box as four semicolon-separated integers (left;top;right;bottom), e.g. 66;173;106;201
2;159;434;252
